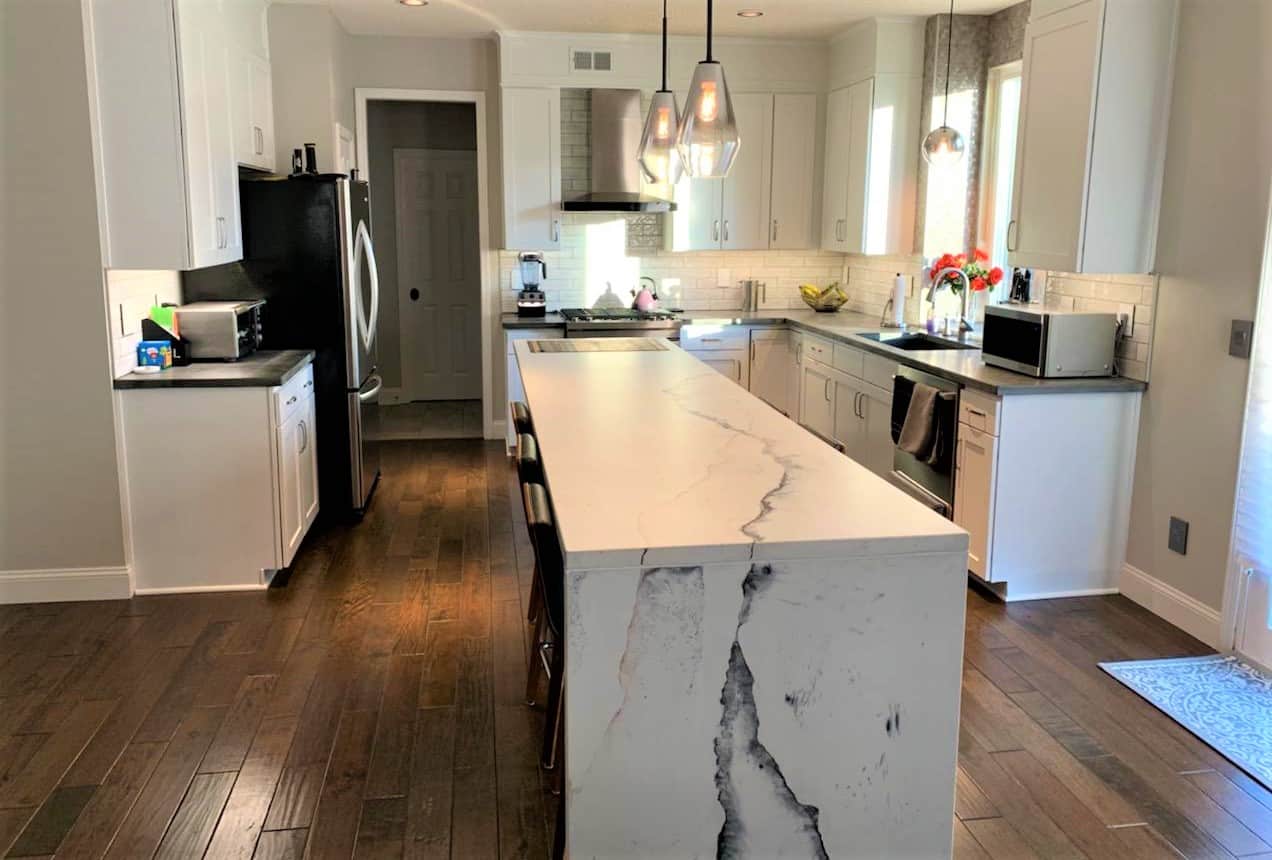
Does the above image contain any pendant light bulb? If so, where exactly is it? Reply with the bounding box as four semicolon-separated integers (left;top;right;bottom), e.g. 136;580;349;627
676;0;740;178
638;0;685;185
923;0;964;166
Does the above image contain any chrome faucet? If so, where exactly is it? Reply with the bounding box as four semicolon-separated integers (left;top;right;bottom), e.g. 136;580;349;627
879;297;904;329
924;266;974;333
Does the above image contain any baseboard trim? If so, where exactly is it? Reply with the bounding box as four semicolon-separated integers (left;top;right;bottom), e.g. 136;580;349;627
0;566;132;604
1005;586;1121;602
1120;563;1223;648
133;583;268;596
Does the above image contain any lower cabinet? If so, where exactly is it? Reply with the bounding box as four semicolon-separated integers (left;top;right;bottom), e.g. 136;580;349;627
955;422;998;581
748;330;797;416
685;348;750;388
799;360;836;442
504;328;563;446
120;360;320;592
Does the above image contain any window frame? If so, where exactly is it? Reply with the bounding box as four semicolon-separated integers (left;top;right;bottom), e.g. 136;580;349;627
977;60;1024;299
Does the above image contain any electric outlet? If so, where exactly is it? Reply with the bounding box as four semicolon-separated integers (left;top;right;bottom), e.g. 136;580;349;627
1117;304;1134;338
1230;319;1254;359
1168;516;1189;555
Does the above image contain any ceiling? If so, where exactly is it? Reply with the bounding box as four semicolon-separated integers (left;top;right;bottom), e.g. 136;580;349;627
281;0;1015;41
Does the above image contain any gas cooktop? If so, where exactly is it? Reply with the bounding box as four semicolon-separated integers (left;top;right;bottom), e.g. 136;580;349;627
559;308;680;322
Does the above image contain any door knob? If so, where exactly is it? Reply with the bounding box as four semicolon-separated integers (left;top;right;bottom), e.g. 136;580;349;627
409;288;420;301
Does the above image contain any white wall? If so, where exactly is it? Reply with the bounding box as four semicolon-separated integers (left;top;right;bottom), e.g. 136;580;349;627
0;0;127;578
1124;0;1272;611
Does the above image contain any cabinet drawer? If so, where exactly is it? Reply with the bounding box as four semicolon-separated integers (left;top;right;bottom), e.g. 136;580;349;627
680;324;750;351
832;343;864;377
862;353;897;392
960;389;1000;436
803;334;833;365
274;363;314;426
505;328;563;354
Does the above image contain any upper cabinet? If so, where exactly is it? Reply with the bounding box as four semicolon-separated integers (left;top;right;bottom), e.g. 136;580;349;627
1008;0;1178;274
821;19;924;256
501;87;563;251
669;92;817;252
91;0;276;270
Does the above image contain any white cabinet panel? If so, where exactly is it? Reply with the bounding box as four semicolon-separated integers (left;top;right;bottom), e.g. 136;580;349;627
686;348;749;388
832;372;866;457
769;94;819;250
749;331;796;417
860;384;894;479
232;52;275;171
840;77;874;255
800;360;835;441
501;87;562;250
820;87;852;251
955;424;998;581
721;93;774;251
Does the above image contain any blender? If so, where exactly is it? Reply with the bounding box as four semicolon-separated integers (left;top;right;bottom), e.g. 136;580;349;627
517;252;548;317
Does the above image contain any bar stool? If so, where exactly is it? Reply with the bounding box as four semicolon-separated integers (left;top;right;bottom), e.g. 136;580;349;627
515;433;546;625
523;482;565;775
511;400;534;436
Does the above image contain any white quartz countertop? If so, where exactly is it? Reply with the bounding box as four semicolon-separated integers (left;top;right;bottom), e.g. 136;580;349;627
514;338;966;569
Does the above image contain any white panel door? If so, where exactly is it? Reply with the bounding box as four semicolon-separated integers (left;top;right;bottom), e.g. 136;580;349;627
841;77;875;255
395;149;482;401
860;385;894;479
955;424;998;581
1008;0;1100;272
820;87;852;251
800;361;835;441
501;87;561;250
721;93;773;251
770;94;818;250
298;393;319;531
174;0;223;267
277;409;303;565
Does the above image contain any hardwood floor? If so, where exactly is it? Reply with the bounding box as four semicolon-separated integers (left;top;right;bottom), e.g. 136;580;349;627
0;438;1268;858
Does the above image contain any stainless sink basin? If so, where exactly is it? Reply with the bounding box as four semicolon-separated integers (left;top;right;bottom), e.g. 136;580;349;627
855;332;979;351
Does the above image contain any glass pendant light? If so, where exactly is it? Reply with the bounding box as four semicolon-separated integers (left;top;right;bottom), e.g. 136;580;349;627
676;0;740;178
638;0;684;185
922;0;965;166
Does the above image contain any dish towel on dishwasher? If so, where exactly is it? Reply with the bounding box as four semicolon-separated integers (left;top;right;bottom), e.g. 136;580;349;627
898;382;940;460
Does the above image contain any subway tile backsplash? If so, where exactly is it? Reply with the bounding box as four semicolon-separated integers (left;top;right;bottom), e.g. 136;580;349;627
105;269;182;377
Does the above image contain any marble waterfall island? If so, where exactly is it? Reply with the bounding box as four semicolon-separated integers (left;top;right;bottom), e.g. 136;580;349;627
514;338;970;858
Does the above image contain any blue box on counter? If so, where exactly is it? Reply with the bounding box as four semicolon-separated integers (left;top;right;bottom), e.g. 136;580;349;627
137;340;173;369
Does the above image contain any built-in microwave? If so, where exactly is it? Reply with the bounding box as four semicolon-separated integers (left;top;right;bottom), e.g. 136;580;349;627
981;305;1117;378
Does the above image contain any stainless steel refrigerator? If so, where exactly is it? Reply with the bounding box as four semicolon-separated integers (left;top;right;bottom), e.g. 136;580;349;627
183;176;382;517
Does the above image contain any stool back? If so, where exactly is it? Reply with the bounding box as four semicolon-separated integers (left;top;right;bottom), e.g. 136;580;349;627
511;401;534;435
515;433;544;486
522;482;564;637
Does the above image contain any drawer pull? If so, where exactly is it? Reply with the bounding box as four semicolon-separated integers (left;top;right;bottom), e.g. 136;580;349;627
286;395;298;406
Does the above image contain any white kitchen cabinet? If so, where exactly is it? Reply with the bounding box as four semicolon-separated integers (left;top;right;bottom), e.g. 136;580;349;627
504;328;563;445
821;75;919;256
502;87;562;250
860;383;895;478
232;52;275;172
799;360;836;442
831;371;866;456
955;423;998;581
1008;0;1178;273
119;360;319;593
749;330;797;417
91;0;249;269
670;93;774;252
769;94;820;250
686;349;750;389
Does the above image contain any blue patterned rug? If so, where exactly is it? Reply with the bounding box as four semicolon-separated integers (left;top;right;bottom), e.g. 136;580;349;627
1100;655;1272;789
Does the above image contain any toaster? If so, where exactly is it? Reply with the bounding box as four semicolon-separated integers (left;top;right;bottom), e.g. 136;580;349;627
175;300;265;360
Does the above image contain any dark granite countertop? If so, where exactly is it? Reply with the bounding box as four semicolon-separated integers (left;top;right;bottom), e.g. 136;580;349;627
114;350;315;390
500;310;1147;396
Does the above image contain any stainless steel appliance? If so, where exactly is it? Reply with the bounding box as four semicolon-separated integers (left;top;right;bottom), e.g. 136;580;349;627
560;307;681;339
175;300;264;360
981;305;1117;378
560;89;676;213
889;366;960;518
517;252;548;317
182;176;382;517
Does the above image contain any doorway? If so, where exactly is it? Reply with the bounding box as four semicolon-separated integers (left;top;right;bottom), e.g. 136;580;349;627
356;89;494;440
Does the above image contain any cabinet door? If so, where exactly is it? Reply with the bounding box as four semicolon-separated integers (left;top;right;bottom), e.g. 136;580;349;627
799;361;835;441
820;87;851;251
1008;1;1099;272
955;424;998;580
298;394;319;531
721;93;773;251
501;87;562;250
686;349;748;388
277;409;303;565
770;94;818;250
832;374;866;459
671;176;723;251
841;77;874;255
248;55;274;171
749;333;794;416
860;384;895;479
175;0;224;267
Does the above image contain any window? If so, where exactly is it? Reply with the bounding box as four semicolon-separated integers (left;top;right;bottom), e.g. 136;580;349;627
977;61;1023;303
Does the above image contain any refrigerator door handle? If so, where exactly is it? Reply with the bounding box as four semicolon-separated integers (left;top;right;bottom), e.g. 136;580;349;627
358;374;384;402
363;225;380;352
352;220;379;353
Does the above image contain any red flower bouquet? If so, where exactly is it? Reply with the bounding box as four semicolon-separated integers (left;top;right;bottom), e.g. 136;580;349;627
928;248;1004;294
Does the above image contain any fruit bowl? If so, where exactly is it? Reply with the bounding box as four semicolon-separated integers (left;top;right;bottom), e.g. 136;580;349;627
799;282;849;313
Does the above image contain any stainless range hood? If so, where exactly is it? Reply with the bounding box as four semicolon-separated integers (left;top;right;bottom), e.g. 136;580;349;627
562;89;676;213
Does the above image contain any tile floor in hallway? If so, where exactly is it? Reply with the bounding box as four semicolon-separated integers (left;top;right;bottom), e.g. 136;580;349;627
371;401;483;441
0;439;1268;858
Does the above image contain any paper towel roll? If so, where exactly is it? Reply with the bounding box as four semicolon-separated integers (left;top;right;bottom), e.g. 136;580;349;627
892;274;907;326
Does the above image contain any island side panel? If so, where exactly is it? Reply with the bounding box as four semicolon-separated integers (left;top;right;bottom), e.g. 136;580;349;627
565;550;968;859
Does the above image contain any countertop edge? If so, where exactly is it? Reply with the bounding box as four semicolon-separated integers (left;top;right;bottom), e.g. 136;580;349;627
113;350;316;390
500;313;1147;395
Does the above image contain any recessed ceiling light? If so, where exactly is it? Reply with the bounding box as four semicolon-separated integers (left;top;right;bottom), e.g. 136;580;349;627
399;0;428;6
737;9;764;17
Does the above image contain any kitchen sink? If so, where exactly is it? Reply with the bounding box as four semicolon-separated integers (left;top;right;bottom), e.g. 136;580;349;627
855;332;979;351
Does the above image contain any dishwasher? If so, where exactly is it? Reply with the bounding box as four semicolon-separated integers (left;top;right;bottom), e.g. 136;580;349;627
888;366;961;518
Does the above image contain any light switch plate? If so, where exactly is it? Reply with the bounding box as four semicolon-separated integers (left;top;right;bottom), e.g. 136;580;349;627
1168;516;1189;555
1230;319;1254;359
119;298;148;337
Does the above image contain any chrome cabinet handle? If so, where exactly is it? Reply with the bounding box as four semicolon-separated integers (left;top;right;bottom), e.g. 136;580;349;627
723;220;730;242
772;219;779;242
254;126;263;155
700;337;722;343
750;341;756;363
551;219;561;243
286;395;298;406
215;217;221;249
824;378;831;401
298;420;308;453
1006;219;1018;252
713;220;720;243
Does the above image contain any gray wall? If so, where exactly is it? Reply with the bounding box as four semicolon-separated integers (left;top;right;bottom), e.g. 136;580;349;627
366;100;478;390
1125;0;1272;610
1;0;126;572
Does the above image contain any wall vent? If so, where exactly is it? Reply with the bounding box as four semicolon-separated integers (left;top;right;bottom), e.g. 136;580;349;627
571;49;613;72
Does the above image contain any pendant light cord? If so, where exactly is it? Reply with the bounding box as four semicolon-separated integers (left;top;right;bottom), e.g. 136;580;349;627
706;0;714;62
941;0;953;126
661;0;669;90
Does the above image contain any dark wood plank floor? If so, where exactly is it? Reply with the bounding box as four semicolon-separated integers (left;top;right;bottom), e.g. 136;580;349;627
0;439;1268;858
